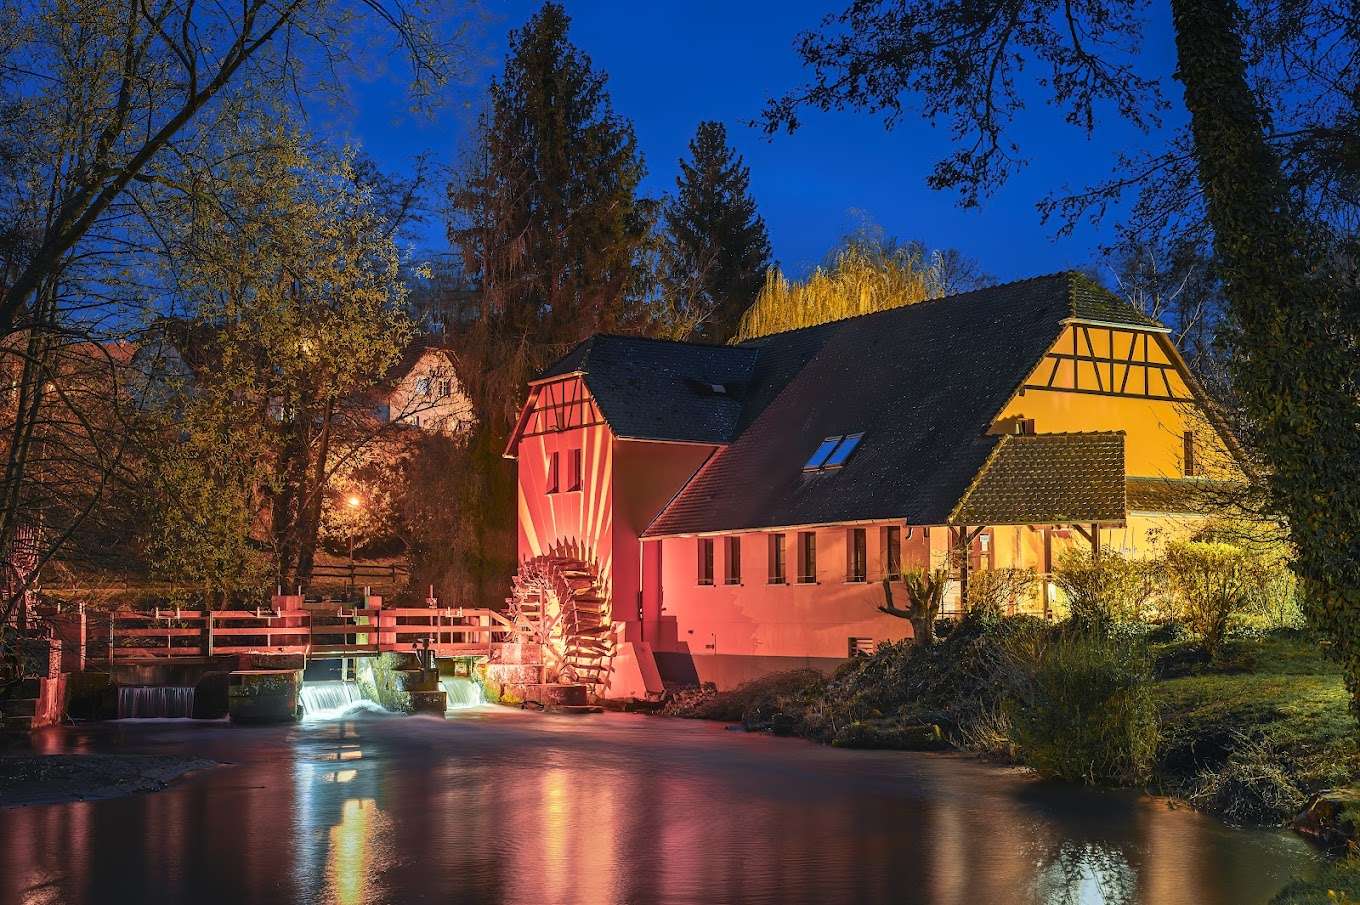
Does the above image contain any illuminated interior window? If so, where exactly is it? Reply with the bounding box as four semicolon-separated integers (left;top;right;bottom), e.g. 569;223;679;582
803;436;843;471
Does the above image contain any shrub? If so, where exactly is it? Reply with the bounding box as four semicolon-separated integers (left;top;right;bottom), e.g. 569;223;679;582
1190;733;1305;826
1007;628;1160;784
1053;548;1160;627
967;567;1038;618
1164;541;1256;661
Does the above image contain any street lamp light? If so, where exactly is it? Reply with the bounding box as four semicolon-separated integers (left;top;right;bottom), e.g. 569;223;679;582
347;495;363;599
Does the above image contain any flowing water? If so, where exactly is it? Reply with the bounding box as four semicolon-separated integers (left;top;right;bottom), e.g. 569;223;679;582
0;711;1323;905
116;686;195;719
299;681;378;721
440;675;484;708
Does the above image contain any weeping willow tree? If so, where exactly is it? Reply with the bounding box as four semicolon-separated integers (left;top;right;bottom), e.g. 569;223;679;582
734;243;950;341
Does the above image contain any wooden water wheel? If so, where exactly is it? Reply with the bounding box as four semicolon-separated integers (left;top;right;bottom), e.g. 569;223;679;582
506;541;614;694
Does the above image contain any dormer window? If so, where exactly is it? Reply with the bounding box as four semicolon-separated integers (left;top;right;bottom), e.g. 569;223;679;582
803;433;865;472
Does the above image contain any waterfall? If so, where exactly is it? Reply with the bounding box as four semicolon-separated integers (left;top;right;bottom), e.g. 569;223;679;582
440;676;484;709
300;681;382;720
117;686;195;719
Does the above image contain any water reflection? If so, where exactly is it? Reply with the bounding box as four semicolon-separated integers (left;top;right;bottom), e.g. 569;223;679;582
0;712;1319;905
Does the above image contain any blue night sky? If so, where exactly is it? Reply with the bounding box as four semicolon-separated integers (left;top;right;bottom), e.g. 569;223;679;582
319;1;1186;283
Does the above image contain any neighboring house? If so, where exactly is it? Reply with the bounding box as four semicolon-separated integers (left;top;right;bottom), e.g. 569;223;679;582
376;345;474;436
504;272;1243;693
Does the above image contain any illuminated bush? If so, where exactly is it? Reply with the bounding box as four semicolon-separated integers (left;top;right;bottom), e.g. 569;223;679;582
1163;541;1256;661
1007;628;1159;785
1053;549;1160;627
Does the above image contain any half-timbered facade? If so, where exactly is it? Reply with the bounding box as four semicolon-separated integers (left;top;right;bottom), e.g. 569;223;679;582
504;272;1240;694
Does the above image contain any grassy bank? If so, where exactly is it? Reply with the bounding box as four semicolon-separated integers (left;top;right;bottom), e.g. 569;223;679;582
663;620;1360;824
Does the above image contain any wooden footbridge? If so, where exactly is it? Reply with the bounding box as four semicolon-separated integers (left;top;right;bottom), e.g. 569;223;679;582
62;597;516;665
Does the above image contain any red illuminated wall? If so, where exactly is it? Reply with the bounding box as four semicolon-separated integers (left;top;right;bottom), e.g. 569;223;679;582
513;377;715;630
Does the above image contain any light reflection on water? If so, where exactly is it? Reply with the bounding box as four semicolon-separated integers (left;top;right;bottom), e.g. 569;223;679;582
0;710;1320;905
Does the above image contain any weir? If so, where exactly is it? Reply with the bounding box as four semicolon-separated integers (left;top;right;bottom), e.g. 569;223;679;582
117;686;195;719
299;681;371;720
439;676;483;709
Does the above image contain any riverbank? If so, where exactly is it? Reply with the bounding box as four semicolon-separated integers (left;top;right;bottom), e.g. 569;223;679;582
662;624;1360;834
0;753;218;807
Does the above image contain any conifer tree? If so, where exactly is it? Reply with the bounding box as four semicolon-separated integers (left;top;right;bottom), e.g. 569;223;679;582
662;122;772;342
446;2;649;605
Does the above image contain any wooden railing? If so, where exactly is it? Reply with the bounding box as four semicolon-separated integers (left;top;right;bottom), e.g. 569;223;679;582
80;600;515;664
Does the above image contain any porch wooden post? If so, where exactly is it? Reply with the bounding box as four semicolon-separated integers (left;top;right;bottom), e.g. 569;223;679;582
956;527;970;612
1091;523;1101;561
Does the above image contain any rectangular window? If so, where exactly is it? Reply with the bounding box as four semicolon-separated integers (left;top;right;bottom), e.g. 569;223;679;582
566;448;583;491
697;538;715;585
546;451;560;494
724;536;741;585
823;433;864;469
797;531;817;583
438;378;453;398
1016;418;1036;435
882;526;901;579
847;528;867;582
1183;431;1197;477
768;534;786;584
804;436;842;471
848;637;875;658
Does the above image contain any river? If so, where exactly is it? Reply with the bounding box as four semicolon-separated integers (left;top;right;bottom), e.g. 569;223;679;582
0;708;1321;905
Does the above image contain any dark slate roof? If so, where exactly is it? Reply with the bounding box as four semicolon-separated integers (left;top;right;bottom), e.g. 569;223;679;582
950;433;1127;525
1069;273;1164;328
643;273;1102;535
535;334;760;444
1126;476;1239;514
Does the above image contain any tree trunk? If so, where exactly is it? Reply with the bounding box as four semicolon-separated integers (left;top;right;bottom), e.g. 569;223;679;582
1170;0;1360;714
293;398;336;587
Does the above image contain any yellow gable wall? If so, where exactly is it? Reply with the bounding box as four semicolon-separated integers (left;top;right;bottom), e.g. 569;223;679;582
992;324;1235;479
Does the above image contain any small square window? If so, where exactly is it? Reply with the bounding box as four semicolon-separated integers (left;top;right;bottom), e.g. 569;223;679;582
724;536;741;585
698;538;715;586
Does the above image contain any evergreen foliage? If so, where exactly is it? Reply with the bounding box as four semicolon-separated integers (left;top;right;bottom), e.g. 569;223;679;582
445;2;650;605
661;121;772;342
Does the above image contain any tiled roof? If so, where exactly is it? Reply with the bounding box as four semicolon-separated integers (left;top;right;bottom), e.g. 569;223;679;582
1068;273;1164;328
1126;476;1239;514
949;432;1127;525
535;334;760;444
644;273;1110;535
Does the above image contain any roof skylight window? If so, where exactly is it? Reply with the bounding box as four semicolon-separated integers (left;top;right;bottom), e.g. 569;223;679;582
803;436;843;471
823;433;864;468
803;433;865;472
